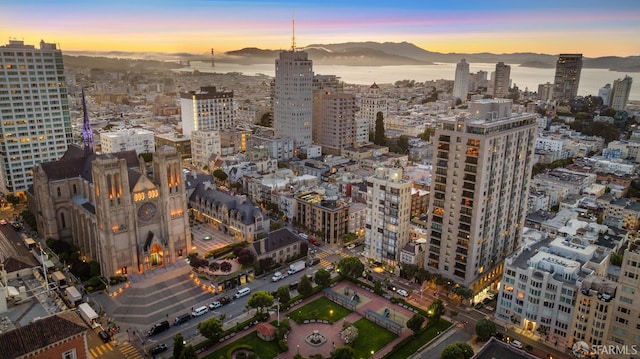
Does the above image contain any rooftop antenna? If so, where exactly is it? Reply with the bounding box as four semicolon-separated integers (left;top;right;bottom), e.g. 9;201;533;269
291;10;296;51
211;48;215;67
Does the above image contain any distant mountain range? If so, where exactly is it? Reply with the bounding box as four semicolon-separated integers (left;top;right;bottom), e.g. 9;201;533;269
65;41;640;72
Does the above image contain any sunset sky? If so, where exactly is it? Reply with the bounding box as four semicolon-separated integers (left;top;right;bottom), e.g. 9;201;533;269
2;0;639;57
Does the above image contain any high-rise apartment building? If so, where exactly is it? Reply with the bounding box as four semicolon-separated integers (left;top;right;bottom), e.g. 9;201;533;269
364;167;412;270
610;75;633;112
360;83;388;132
493;62;511;98
553;54;583;103
538;82;553;102
273;49;313;148
598;84;612;106
0;40;72;195
453;59;470;101
312;90;357;155
180;86;234;137
426;99;537;293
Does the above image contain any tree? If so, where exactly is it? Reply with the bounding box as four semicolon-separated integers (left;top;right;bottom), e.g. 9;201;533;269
276;285;291;306
611;252;624;266
340;325;359;344
236;248;255;265
314;269;331;288
247;290;274;315
219;261;232;272
212;169;228;182
331;346;355;359
441;342;474;359
179;345;198;359
198;317;224;342
419;127;435;142
406;314;426;336
337;257;364;279
374;111;386;145
397;135;409;153
475;318;496;341
449;309;459;320
258;112;273;127
139;152;153;163
428;299;445;321
173;333;185;359
5;193;19;206
297;275;313;297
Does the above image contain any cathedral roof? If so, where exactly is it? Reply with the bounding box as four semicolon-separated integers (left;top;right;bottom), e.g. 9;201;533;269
39;145;140;183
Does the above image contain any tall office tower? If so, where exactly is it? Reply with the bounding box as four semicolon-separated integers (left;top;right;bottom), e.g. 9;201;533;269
273;48;314;148
364;167;412;270
180;86;234;137
598;84;612;106
552;54;583;103
312;90;357;155
493;62;511;98
360;83;388;132
538;82;553;102
453;59;470;101
426;99;537;293
610;75;633;111
0;40;72;195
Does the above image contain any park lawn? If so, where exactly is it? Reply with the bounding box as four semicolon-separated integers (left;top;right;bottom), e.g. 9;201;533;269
351;318;397;358
288;296;351;324
384;319;452;359
202;331;282;359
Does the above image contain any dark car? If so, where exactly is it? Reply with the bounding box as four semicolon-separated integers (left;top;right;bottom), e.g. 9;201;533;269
148;320;170;336
98;330;111;343
474;302;484;310
174;313;192;325
306;257;321;267
149;343;168;356
219;295;231;305
483;297;492;304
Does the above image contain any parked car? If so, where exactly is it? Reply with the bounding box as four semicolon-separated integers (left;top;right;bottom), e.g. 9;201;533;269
474;302;484;309
147;320;170;336
346;243;356;250
219;295;231;305
510;340;524;349
482;297;492;304
209;301;222;310
174;313;192;325
149;343;168;356
396;289;409;297
306;257;321;267
98;330;111;343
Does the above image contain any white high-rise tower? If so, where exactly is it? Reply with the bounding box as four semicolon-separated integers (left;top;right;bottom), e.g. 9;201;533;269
0;40;72;195
273;21;314;149
453;59;470;102
611;75;633;111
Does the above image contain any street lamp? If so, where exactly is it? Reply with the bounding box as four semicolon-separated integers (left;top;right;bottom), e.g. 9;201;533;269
297;345;300;355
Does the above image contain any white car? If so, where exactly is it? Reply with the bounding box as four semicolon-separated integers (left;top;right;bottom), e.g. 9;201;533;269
396;289;409;297
209;301;222;310
510;340;523;349
347;243;356;250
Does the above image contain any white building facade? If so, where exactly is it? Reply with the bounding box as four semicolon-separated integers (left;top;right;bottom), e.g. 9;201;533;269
100;128;155;155
180;86;234;137
453;59;470;102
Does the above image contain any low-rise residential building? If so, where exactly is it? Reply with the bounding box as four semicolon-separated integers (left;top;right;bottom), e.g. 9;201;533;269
155;132;192;160
249;133;294;161
100;128;155;154
251;227;305;265
597;196;640;230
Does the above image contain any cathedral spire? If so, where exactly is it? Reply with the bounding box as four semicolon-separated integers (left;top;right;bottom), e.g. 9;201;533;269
81;87;95;156
291;11;296;51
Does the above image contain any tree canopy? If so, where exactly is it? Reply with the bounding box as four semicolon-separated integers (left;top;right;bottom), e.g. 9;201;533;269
297;275;313;297
475;318;496;341
441;342;474;359
247;290;274;315
406;313;426;335
314;268;331;288
198;317;224;342
337;257;364;278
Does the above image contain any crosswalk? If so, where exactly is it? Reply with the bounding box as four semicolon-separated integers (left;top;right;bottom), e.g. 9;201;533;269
119;342;145;359
89;343;113;357
89;342;144;358
315;250;348;267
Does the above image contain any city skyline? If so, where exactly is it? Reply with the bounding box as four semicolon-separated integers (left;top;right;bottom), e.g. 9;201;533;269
2;0;639;57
